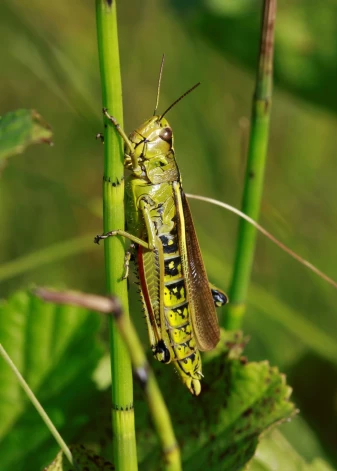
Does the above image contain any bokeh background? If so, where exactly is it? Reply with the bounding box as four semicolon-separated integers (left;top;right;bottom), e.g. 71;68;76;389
0;0;336;469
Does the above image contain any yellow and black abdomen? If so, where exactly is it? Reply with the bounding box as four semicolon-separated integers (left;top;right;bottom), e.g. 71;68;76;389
159;230;203;389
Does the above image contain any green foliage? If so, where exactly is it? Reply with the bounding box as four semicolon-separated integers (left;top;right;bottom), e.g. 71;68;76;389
248;283;337;366
0;235;94;284
249;430;335;471
0;292;295;471
0;109;52;161
134;331;294;471
171;0;337;114
0;291;103;470
45;445;114;471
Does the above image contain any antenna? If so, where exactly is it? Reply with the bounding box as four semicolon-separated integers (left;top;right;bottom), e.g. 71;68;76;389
159;82;201;121
153;54;165;116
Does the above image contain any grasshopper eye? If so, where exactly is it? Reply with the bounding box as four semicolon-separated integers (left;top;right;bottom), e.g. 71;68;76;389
159;127;172;142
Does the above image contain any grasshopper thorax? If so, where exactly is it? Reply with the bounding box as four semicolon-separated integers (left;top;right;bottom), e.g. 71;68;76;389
126;116;179;183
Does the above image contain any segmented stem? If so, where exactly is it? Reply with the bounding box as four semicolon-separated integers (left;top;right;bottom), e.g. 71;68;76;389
224;0;277;330
95;1;137;469
35;289;182;471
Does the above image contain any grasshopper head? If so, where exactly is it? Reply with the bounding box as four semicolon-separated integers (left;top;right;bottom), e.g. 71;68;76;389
129;116;173;161
128;116;179;183
125;79;199;182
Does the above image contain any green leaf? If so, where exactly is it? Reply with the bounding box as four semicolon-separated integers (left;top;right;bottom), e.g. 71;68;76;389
249;430;335;471
136;330;295;471
0;291;103;471
45;445;114;471
0;109;53;160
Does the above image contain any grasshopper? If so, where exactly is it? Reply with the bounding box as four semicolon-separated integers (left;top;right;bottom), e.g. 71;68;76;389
95;59;228;395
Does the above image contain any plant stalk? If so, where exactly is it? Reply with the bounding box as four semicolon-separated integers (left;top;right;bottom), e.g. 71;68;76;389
35;289;182;471
95;1;137;469
0;344;80;471
224;0;277;330
113;301;182;471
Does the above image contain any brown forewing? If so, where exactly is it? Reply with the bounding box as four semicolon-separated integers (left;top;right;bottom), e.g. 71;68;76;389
175;186;220;351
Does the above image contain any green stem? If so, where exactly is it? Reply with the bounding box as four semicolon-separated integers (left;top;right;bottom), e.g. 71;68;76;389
0;344;80;471
35;289;181;471
114;303;182;471
224;0;277;330
95;2;137;470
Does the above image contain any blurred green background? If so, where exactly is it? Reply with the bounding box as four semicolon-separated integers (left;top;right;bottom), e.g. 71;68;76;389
0;0;336;469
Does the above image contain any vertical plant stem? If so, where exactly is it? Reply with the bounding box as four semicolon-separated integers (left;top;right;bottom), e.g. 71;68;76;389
224;0;277;330
113;304;182;471
95;1;138;470
35;289;182;471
